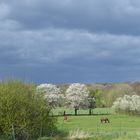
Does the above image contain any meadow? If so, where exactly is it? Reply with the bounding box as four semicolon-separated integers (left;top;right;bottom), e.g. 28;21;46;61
40;108;140;140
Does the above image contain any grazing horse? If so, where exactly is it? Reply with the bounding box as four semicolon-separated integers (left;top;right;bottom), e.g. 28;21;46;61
100;117;110;123
64;115;68;121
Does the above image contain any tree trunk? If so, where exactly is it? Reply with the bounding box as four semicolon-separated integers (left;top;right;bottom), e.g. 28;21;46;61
74;108;78;116
89;108;92;115
11;124;16;140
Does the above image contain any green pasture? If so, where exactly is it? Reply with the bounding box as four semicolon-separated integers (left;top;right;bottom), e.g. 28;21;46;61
49;108;140;140
57;114;140;133
56;114;140;140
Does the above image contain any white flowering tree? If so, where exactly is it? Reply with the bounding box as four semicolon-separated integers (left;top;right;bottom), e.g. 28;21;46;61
112;95;140;114
66;83;92;115
37;84;63;108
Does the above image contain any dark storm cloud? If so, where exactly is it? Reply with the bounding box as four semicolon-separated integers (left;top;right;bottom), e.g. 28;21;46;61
4;0;140;35
1;0;140;83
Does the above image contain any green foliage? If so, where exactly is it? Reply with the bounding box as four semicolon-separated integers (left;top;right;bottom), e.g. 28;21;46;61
89;88;105;108
87;83;136;107
102;83;135;107
0;80;57;140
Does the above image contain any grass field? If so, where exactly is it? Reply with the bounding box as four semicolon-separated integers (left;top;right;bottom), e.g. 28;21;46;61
49;108;140;140
58;114;140;132
57;115;140;140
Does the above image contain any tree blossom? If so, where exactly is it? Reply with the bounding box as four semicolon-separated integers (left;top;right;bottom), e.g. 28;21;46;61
37;84;63;108
112;95;140;114
66;83;91;115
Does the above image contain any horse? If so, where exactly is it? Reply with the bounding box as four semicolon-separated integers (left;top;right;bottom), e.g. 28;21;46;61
100;117;110;123
63;115;68;121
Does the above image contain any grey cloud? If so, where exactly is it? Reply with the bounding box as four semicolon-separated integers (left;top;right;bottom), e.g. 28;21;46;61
0;2;21;30
1;28;140;67
0;3;10;19
1;0;140;82
3;0;140;35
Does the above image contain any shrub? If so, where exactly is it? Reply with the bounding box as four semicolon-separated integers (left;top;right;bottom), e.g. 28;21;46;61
112;95;140;115
0;80;57;140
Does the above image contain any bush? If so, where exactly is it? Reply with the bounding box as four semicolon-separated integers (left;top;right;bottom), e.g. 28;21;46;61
112;95;140;115
0;80;57;140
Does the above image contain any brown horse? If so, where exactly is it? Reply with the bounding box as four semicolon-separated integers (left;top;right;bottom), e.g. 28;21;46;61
64;115;68;121
100;117;110;123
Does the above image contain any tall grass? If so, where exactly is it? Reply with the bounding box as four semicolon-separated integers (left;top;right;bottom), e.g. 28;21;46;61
68;129;91;139
38;131;140;140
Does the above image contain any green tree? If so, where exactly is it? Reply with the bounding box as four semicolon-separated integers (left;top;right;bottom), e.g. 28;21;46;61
88;97;96;115
89;88;104;107
0;80;57;140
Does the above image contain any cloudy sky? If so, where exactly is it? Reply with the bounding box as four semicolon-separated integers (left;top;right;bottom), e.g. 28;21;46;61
1;0;140;83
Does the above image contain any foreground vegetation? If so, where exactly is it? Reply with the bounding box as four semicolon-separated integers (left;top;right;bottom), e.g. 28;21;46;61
0;80;57;140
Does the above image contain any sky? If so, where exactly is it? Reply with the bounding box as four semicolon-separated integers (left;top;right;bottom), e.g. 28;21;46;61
1;0;140;83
